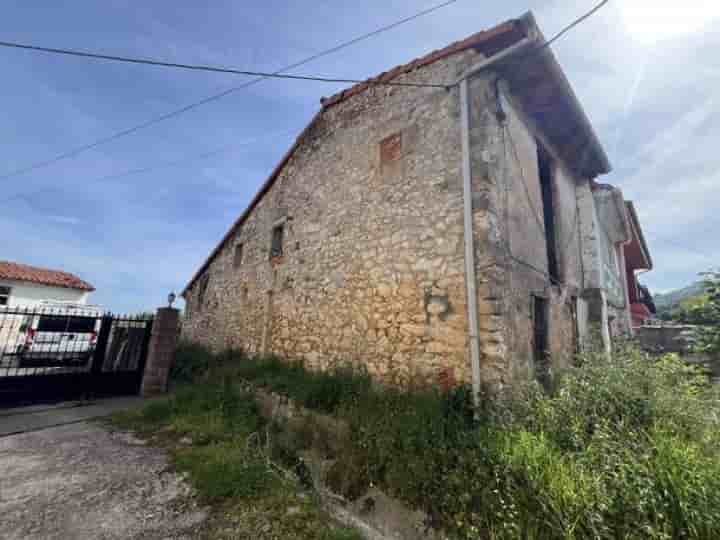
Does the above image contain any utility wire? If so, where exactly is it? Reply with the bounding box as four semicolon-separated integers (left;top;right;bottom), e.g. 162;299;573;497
491;0;610;75
0;0;458;183
490;0;610;291
0;39;448;88
3;0;606;208
503;124;546;234
3;128;295;204
500;123;566;288
540;0;609;51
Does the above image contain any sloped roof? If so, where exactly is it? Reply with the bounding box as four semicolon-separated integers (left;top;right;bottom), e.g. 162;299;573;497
319;19;525;108
624;201;653;271
0;261;95;292
183;12;611;295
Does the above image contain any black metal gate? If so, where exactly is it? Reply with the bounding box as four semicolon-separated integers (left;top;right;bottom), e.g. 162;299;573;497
0;307;153;407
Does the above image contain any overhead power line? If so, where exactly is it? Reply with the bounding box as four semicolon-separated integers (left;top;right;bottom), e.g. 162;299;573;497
0;0;459;182
2;0;607;209
3;128;295;204
541;0;609;50
0;40;448;88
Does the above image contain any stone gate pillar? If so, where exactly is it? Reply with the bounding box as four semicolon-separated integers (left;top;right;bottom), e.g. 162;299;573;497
141;307;180;397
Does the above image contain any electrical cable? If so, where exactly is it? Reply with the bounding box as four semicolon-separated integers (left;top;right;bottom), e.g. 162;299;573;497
2;0;606;201
1;128;295;204
499;122;564;288
538;0;609;51
0;39;448;89
0;0;459;183
503;123;546;234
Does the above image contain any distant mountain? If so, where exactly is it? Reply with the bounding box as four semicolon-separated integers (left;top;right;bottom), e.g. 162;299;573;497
654;281;707;313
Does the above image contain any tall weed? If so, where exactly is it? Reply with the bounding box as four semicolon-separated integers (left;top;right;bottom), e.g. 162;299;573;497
169;342;720;539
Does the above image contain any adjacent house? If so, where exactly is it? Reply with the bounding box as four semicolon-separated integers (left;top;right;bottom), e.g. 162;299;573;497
182;13;643;391
0;260;95;307
623;201;655;327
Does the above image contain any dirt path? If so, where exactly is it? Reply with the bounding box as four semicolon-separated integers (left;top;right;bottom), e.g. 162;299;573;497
0;422;207;540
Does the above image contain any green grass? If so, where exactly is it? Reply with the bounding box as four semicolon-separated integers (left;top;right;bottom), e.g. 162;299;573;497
110;370;362;540
164;342;720;540
173;441;275;501
217;351;373;414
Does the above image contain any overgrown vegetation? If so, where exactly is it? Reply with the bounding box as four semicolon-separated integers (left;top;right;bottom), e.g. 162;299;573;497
124;342;720;539
664;269;720;359
111;371;362;540
686;270;720;357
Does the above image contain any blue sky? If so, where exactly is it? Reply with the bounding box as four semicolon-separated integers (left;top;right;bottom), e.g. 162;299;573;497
1;0;718;312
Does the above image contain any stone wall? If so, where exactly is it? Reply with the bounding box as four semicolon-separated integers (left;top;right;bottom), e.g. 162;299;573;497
183;50;486;386
183;48;606;388
475;84;585;382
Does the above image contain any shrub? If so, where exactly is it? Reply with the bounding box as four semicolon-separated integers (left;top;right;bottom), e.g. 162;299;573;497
238;355;373;414
170;341;215;384
166;342;720;539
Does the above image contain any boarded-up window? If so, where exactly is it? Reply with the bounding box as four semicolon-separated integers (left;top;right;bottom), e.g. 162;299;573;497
271;225;284;258
233;243;244;268
380;132;402;164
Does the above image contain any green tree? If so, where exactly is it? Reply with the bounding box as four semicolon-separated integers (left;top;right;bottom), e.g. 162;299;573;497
685;270;720;356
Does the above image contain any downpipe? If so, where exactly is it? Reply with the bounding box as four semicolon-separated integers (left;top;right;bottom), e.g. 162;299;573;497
457;36;537;405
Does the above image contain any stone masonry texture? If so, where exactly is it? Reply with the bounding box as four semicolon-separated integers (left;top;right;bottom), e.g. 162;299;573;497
142;307;180;397
181;46;628;389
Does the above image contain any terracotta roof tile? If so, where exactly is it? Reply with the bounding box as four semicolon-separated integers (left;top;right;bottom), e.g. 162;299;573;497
319;20;523;109
0;261;95;292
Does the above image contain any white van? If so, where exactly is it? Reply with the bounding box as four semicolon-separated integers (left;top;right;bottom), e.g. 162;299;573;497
16;302;104;367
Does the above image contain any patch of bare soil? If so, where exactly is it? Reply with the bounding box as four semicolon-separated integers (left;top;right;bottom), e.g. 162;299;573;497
0;422;207;540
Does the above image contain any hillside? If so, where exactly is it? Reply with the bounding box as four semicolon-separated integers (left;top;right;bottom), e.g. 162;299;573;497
654;281;707;314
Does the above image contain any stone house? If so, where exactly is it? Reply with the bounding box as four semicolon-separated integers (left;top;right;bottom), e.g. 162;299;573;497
182;13;638;392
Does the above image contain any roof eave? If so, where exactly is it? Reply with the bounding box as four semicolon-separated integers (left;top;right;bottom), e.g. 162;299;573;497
181;110;325;297
626;201;653;270
181;12;612;294
498;12;611;178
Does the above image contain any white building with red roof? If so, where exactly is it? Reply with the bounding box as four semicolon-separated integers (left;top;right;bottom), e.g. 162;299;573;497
0;260;95;308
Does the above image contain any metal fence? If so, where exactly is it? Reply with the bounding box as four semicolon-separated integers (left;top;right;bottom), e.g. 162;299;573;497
0;306;153;406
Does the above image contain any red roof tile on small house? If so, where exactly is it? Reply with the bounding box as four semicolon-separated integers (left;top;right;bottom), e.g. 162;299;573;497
0;261;95;292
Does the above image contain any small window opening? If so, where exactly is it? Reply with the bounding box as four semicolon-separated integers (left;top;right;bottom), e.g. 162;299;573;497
271;224;284;258
537;143;560;283
233;243;244;268
197;275;210;311
0;286;10;306
532;295;550;389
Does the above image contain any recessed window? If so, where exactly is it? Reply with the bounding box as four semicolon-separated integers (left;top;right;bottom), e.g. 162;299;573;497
271;224;284;258
233;243;244;268
537;142;560;284
0;286;10;306
197;275;210;311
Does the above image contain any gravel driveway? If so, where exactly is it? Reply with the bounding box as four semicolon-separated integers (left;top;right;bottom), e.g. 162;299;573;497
0;422;207;540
